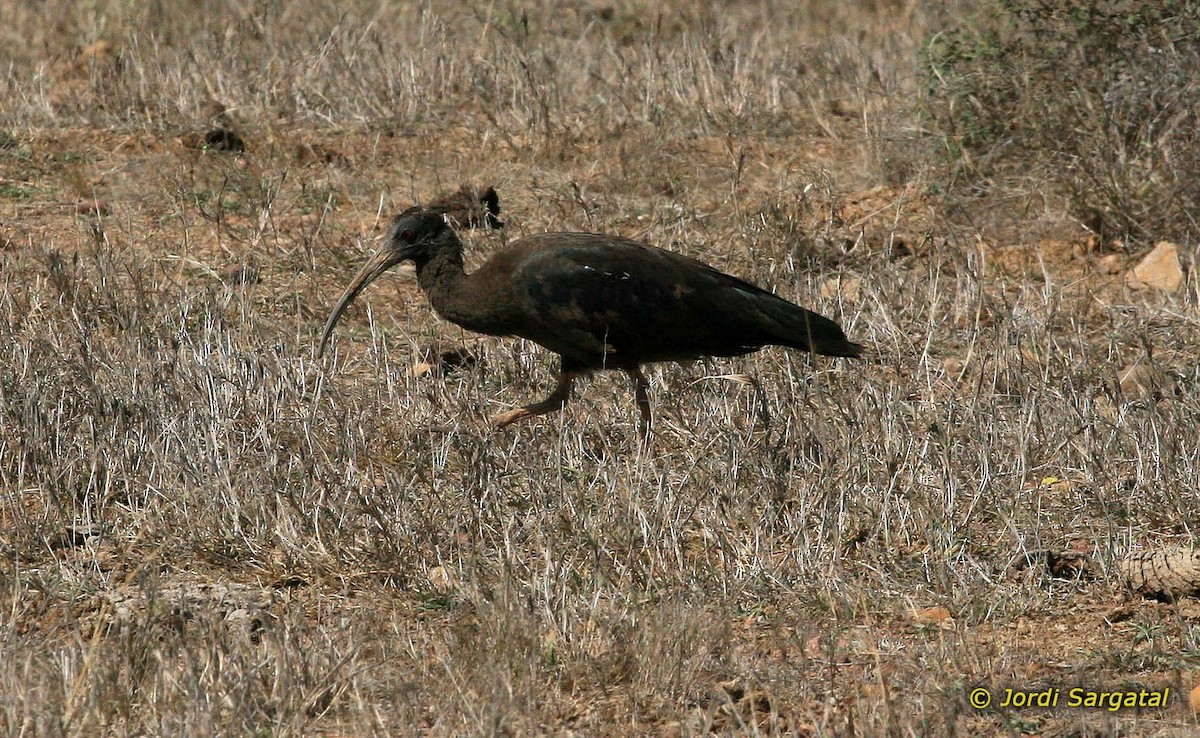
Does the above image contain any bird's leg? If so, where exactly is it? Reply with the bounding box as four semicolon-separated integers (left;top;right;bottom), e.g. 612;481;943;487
626;366;652;439
491;371;576;428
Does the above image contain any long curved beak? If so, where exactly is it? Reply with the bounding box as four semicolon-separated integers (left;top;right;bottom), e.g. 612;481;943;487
317;246;407;357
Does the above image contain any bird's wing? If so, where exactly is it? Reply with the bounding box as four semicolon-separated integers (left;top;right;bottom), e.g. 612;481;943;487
511;234;830;366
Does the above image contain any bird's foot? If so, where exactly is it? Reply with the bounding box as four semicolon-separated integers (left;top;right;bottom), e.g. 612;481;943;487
490;407;535;428
490;374;575;429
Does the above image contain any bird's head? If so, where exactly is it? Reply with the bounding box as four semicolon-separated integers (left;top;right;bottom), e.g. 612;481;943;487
317;207;456;357
381;206;457;264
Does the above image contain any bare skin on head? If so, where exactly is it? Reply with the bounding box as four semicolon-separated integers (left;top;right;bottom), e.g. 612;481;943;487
318;208;862;438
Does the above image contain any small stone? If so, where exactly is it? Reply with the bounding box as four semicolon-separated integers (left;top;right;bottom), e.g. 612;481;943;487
1189;681;1200;713
1125;241;1183;293
1119;364;1175;401
912;605;952;624
1074;234;1101;256
1097;253;1124;274
77;40;116;68
941;357;966;381
74;199;110;217
659;721;684;738
427;565;456;590
803;634;848;658
294;142;350;168
818;275;861;301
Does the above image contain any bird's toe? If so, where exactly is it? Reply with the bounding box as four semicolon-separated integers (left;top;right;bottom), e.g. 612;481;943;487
491;408;533;428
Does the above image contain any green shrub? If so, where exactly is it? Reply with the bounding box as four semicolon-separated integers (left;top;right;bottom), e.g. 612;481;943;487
925;0;1200;243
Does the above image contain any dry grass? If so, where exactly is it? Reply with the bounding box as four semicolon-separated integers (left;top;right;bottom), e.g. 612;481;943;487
2;0;1200;735
924;0;1200;245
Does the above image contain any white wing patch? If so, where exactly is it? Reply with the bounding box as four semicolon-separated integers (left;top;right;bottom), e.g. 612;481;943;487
581;265;632;280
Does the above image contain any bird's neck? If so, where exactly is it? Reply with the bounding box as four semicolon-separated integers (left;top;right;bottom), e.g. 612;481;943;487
412;236;501;334
414;238;467;297
412;240;477;326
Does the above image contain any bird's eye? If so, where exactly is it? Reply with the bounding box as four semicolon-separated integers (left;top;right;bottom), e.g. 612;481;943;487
400;229;416;242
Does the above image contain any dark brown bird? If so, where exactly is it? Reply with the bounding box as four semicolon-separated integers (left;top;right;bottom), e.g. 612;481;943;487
318;208;861;434
426;183;504;229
